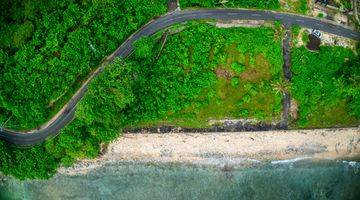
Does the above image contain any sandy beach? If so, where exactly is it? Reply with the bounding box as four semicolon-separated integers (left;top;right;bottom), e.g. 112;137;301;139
58;127;360;174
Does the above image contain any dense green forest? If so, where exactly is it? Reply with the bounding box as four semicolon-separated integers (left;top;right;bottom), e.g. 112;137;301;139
0;0;167;130
180;0;280;9
0;23;283;179
0;59;131;179
291;45;360;128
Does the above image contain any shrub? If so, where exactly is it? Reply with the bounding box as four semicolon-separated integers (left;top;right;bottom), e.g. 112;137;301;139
180;0;280;9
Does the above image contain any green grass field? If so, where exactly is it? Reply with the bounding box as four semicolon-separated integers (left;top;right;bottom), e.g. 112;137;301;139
126;23;284;128
291;46;359;128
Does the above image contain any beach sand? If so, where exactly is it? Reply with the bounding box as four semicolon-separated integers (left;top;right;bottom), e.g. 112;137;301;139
58;127;360;174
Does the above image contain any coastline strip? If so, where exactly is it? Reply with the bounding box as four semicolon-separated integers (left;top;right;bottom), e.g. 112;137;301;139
59;128;360;174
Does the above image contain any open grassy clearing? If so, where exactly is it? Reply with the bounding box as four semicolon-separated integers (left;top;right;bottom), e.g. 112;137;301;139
127;22;284;128
290;45;360;128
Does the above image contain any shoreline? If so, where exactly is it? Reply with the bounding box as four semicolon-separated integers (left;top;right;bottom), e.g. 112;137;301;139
58;127;360;175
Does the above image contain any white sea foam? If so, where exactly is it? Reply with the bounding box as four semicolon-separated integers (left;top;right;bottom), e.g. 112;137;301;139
271;157;312;165
342;160;359;167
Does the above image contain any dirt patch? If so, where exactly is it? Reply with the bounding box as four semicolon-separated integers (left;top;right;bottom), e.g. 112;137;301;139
240;68;261;81
240;54;271;81
320;30;357;51
215;68;234;79
255;54;270;72
290;99;299;120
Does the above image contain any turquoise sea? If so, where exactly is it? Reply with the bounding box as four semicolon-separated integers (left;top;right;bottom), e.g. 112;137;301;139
1;160;359;200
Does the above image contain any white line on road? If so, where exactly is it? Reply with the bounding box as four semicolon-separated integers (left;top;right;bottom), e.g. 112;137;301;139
227;13;238;16
296;19;304;22
251;14;261;17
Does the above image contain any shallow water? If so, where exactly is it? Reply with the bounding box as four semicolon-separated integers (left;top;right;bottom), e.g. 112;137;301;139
1;160;359;200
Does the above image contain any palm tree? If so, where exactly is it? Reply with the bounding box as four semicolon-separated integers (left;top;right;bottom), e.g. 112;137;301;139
271;80;291;94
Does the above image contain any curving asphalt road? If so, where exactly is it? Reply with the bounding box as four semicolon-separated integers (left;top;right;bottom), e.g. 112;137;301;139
1;9;359;146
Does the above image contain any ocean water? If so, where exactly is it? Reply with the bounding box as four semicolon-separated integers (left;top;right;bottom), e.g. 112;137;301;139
1;160;359;200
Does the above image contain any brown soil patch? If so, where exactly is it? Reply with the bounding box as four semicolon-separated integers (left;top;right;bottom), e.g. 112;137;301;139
290;99;299;120
240;54;271;81
215;68;233;79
